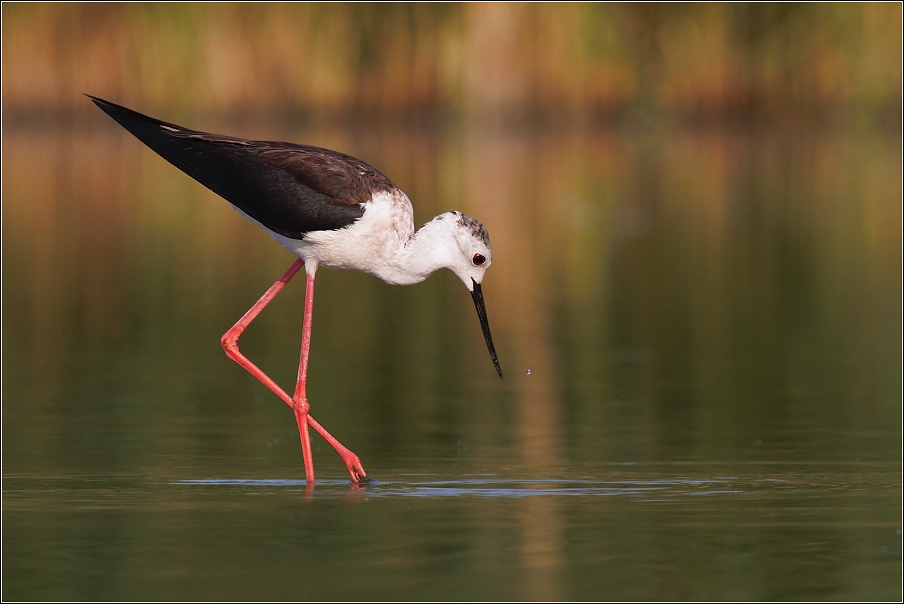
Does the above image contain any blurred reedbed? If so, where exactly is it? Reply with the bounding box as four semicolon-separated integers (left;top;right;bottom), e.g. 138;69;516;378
2;2;901;127
2;6;902;600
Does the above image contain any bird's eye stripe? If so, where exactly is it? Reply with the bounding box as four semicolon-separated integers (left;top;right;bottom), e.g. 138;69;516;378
472;254;486;265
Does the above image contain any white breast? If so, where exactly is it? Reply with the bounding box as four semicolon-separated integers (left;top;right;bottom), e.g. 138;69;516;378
256;189;416;278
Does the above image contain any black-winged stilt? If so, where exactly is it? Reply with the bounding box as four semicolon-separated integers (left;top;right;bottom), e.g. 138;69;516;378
90;96;501;486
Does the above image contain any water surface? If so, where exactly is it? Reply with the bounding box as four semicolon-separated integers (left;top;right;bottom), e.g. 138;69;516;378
2;123;901;600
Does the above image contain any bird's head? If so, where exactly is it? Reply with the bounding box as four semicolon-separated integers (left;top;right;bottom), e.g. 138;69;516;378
442;211;493;289
435;211;501;378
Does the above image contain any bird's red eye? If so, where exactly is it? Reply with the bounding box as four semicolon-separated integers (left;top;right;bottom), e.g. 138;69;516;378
472;254;486;266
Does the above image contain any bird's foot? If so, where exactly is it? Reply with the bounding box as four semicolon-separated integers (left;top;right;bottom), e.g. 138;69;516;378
344;454;373;485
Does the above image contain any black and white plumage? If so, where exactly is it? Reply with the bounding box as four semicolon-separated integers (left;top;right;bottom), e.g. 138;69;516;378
90;95;501;377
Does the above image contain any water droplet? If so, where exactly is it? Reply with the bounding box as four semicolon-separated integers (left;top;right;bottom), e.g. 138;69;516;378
526;369;531;375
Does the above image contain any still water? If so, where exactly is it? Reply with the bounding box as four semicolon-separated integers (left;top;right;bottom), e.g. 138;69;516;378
2;122;901;600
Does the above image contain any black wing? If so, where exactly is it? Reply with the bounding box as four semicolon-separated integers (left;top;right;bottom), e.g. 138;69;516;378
89;96;396;239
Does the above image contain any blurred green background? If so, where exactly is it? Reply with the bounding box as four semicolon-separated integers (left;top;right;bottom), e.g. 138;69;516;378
2;3;901;601
3;3;901;124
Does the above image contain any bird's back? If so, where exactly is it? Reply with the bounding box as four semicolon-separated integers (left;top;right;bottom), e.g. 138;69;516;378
90;96;397;239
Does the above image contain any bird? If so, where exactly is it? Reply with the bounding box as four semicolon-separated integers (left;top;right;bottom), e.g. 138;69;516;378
89;95;502;486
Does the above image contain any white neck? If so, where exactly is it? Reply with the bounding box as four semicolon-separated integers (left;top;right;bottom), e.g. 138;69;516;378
376;217;458;286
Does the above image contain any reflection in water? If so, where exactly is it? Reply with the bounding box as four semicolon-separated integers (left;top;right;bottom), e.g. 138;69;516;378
469;131;565;598
2;124;901;600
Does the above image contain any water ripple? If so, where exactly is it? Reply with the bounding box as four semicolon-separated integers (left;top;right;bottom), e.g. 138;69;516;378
173;476;775;499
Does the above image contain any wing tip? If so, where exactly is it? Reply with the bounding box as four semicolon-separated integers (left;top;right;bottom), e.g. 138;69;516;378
84;93;109;109
86;94;186;134
85;94;130;120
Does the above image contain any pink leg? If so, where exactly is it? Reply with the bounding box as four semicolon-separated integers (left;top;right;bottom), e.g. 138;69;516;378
221;259;303;410
220;259;369;485
291;274;316;485
292;273;370;484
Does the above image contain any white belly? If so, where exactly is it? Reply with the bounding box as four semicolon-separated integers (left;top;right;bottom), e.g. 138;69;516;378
232;189;415;279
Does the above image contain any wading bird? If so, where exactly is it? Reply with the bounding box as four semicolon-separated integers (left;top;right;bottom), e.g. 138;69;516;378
90;96;501;485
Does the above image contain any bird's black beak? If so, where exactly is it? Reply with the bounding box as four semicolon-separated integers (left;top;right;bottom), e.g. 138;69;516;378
470;279;502;378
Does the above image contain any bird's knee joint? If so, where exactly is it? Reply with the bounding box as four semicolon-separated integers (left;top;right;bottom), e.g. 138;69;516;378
221;335;239;357
295;399;310;415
